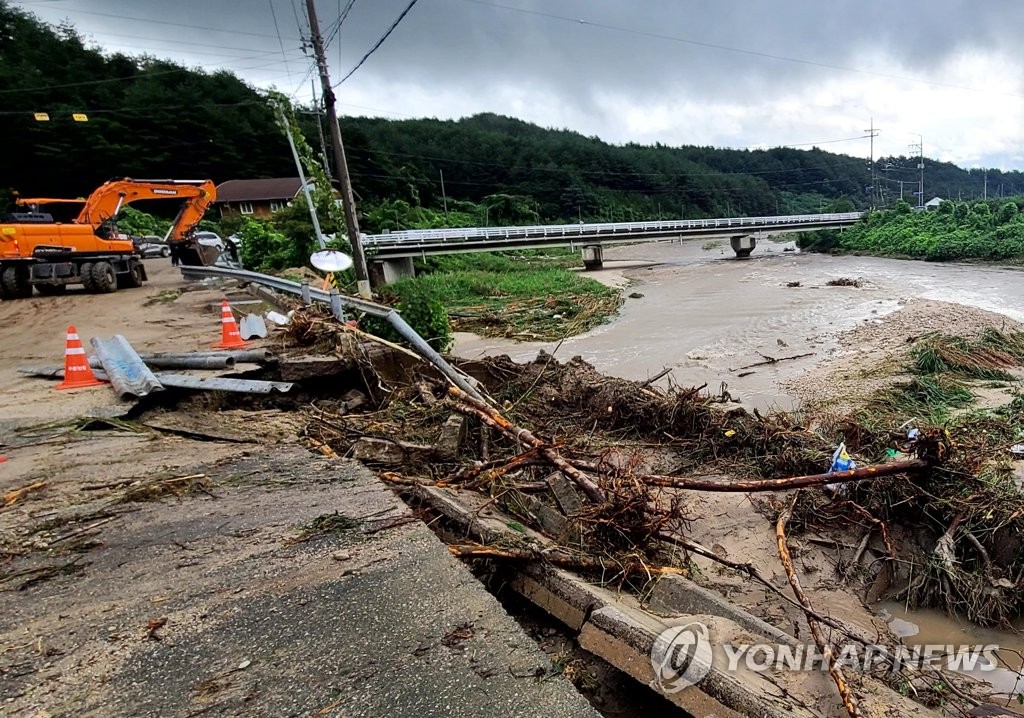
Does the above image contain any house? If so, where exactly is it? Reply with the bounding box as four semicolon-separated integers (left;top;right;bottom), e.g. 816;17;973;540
924;196;945;211
215;177;325;219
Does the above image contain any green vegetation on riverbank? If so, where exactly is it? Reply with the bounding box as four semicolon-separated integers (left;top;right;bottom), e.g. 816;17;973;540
799;198;1024;261
364;252;622;351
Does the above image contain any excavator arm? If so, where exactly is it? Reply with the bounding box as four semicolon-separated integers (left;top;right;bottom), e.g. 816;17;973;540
76;178;215;235
72;178;218;265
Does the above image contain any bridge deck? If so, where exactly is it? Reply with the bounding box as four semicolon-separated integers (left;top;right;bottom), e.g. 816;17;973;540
364;212;862;257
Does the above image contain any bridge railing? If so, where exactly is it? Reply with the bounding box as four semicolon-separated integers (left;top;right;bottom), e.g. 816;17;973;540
363;212;863;247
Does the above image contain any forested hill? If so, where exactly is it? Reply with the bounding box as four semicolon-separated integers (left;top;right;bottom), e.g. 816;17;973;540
3;0;1023;225
341;115;1024;221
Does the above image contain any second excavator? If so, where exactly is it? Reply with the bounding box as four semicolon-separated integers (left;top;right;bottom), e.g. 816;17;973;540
0;178;217;299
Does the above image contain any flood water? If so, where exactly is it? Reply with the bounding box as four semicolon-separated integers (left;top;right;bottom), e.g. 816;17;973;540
879;601;1024;697
455;238;1024;411
454;238;1024;696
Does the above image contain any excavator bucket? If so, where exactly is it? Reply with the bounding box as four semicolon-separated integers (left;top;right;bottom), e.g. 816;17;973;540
175;241;222;267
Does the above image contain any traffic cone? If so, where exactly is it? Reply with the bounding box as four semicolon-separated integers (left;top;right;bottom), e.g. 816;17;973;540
212;300;250;349
56;326;106;390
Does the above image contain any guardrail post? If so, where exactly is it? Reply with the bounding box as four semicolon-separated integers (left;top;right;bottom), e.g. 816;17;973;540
330;289;345;321
300;282;311;305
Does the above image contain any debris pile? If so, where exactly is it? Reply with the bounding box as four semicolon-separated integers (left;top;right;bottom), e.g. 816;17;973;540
293;319;1024;713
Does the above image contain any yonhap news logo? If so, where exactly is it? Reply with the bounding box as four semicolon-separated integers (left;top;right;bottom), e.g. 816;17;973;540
651;621;1007;691
649;621;714;693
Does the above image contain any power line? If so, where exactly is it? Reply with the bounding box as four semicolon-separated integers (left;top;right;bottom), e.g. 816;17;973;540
457;0;1024;101
335;0;421;86
269;0;297;85
339;0;358;30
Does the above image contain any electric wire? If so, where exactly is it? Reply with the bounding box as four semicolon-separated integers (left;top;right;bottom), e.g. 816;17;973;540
334;0;420;85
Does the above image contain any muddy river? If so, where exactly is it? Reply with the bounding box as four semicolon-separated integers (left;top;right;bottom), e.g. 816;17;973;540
455;238;1024;411
454;238;1024;697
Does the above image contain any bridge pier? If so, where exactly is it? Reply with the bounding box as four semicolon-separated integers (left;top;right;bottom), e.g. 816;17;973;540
371;256;416;285
581;244;604;271
730;235;756;258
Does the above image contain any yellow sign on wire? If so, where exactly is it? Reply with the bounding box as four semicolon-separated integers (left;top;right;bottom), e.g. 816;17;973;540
33;112;50;121
72;113;89;122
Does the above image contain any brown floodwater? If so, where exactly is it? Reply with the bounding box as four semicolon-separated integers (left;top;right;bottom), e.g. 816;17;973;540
455;239;1024;411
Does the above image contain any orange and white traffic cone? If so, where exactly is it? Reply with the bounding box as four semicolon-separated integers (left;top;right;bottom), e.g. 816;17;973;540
212;300;250;349
56;325;106;390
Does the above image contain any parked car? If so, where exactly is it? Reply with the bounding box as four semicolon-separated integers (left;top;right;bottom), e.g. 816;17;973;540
132;235;171;258
195;231;225;250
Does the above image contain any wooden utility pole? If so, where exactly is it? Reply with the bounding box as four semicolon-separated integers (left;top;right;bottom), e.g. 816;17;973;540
304;0;371;298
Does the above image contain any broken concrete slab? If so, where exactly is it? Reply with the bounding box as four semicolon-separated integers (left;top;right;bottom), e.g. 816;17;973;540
351;437;437;466
546;472;583;515
435;414;467;460
278;354;356;381
508;491;577;542
341;389;368;412
647;574;799;647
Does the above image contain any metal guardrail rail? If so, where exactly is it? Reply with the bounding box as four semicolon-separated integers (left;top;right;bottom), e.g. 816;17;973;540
178;265;486;402
363;212;864;250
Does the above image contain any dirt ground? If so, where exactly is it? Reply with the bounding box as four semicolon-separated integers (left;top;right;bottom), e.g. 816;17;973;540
0;260;272;426
0;261;599;718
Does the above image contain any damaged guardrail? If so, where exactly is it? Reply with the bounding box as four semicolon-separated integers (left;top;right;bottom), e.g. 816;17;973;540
179;265;486;402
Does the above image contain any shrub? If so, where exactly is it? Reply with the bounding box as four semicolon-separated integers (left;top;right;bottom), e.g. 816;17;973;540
362;280;453;352
238;218;294;271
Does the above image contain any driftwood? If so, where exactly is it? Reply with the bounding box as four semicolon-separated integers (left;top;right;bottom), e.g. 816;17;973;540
3;480;47;507
639;459;926;492
777;493;862;718
734;352;814;371
448;386;606;502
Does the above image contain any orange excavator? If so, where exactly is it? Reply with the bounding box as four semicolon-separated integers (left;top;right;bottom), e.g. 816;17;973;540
0;178;217;299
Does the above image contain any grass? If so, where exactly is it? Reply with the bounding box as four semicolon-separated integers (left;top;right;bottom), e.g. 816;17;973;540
911;332;1023;381
869;374;975;421
402;252;622;341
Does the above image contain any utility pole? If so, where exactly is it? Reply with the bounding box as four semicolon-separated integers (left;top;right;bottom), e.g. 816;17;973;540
864;118;879;208
909;136;924;208
304;0;371;298
277;104;326;250
439;169;448;221
983;169;988;200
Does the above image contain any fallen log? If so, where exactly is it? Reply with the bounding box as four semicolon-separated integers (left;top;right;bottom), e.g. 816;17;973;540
733;352;814;371
639;459;927;492
777;493;862;718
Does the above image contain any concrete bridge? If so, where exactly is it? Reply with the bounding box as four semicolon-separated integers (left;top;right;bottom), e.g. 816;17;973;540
363;212;863;282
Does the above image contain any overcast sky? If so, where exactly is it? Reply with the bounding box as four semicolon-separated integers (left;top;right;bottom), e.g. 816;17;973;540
16;0;1024;170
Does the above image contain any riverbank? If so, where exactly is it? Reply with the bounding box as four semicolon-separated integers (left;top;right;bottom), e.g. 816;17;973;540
381;251;623;343
450;240;1024;706
798;199;1024;262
